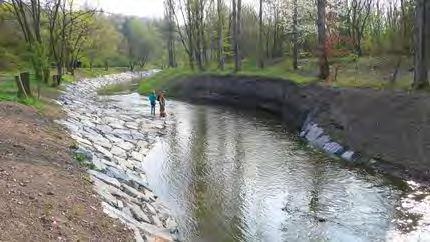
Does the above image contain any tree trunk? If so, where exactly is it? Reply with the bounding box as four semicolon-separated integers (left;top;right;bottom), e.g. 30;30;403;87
15;74;30;98
56;64;63;84
234;0;241;72
292;0;299;70
218;0;225;70
52;75;61;87
232;0;237;70
258;0;264;69
129;61;135;72
317;0;330;80
166;0;176;68
413;0;430;89
43;68;50;85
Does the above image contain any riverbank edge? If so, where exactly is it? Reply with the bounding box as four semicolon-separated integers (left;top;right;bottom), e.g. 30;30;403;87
148;73;430;185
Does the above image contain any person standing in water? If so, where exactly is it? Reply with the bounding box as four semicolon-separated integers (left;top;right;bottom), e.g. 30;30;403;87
149;91;157;115
159;91;166;117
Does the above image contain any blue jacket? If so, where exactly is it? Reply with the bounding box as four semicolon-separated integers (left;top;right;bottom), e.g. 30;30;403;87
149;94;157;105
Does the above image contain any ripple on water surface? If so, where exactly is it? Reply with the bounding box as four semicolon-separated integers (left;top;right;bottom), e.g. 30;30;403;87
110;93;430;242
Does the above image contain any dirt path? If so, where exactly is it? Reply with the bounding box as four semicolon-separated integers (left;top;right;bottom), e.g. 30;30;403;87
0;101;134;241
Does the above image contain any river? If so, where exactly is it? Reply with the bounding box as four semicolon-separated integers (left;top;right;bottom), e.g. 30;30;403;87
104;90;430;242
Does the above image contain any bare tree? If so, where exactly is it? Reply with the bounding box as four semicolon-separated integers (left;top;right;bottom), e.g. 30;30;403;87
9;0;49;83
217;0;224;70
236;0;241;71
47;0;94;82
292;0;298;70
345;0;373;56
317;0;329;79
165;0;177;68
257;0;264;69
413;0;430;89
232;0;241;72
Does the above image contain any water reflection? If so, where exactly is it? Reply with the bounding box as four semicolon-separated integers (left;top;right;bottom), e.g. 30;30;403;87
132;98;430;242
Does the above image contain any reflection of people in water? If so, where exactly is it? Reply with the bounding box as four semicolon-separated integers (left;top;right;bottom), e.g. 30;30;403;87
158;91;166;117
149;91;157;116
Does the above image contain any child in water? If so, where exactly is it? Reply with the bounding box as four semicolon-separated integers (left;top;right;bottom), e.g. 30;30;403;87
159;91;166;117
149;91;157;115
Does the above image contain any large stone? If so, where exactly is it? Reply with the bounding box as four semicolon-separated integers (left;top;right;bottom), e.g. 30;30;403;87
94;144;113;159
341;150;355;161
71;135;92;146
128;173;150;190
106;166;130;181
122;183;144;198
85;134;112;149
305;124;324;142
105;134;124;144
312;135;331;149
117;141;135;151
125;122;140;130
111;146;127;158
323;142;344;155
128;202;151;223
109;120;126;129
88;170;121;188
145;203;157;215
91;157;107;171
131;152;145;162
96;125;113;134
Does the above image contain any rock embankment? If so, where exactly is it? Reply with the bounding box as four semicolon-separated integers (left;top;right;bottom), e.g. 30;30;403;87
58;71;178;241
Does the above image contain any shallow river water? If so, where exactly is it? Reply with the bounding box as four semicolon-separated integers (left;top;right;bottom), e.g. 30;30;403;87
109;91;430;242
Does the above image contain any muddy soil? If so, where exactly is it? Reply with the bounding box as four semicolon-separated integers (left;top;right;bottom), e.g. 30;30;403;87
0;102;134;241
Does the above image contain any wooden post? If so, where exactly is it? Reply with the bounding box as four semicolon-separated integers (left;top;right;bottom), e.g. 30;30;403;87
19;72;32;97
52;75;60;87
15;76;25;98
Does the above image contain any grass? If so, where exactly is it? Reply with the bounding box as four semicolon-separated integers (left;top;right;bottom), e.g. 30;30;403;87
138;68;194;94
97;82;135;95
0;71;45;109
75;67;129;78
0;67;130;110
138;59;317;95
138;55;417;96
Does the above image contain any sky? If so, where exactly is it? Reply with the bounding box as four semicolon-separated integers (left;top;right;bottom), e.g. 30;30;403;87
80;0;166;18
79;0;257;19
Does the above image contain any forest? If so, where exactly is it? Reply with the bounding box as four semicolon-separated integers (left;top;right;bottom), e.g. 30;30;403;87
0;0;429;102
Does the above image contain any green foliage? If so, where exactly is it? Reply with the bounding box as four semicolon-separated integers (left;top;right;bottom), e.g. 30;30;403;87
138;68;195;95
72;148;100;170
62;74;75;84
30;43;50;83
73;152;97;170
121;18;164;69
84;15;123;68
76;67;129;78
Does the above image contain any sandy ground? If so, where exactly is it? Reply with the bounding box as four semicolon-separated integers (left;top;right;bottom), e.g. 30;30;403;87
0;101;134;241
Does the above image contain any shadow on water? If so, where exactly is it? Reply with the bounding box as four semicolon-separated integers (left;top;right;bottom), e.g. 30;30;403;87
105;90;430;242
